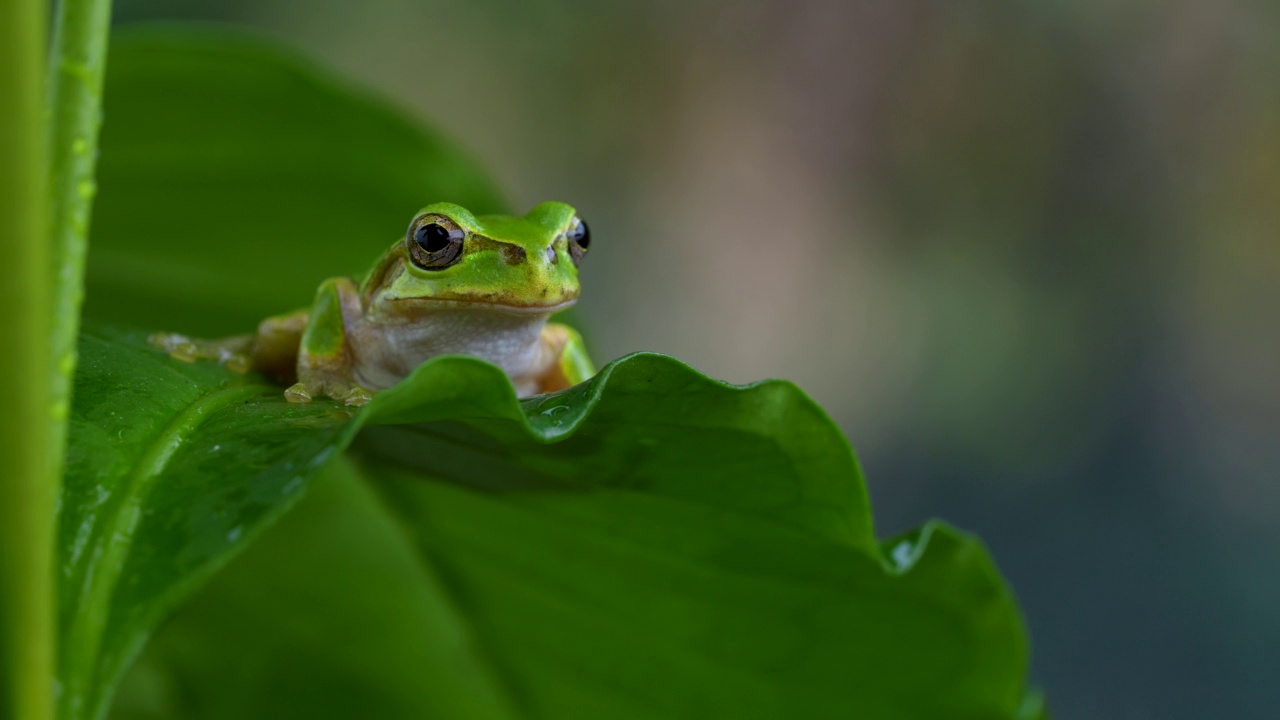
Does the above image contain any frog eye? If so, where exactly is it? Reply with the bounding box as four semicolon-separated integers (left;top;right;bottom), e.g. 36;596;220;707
407;214;465;270
567;216;590;265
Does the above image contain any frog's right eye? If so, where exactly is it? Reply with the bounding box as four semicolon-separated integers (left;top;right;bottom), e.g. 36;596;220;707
407;214;465;270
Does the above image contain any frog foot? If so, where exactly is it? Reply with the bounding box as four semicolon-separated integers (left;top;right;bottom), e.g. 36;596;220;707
283;379;373;407
148;332;253;374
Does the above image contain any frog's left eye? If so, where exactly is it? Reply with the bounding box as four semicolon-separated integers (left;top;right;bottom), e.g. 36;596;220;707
407;214;465;270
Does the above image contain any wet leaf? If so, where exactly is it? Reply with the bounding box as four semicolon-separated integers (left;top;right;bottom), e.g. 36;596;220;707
60;325;350;720
78;324;1029;720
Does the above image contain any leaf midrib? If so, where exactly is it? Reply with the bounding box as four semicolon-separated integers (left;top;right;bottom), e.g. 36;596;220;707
61;381;275;720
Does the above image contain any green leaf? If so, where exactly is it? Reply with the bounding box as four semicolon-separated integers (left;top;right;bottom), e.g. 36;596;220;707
74;25;1037;720
74;323;1027;720
120;448;1030;720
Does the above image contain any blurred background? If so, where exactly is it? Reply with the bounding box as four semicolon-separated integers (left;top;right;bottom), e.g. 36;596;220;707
111;0;1280;716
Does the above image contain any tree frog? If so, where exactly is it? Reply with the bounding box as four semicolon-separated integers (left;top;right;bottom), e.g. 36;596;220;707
150;201;595;406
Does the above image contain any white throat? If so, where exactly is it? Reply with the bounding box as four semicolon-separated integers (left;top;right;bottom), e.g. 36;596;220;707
349;306;551;391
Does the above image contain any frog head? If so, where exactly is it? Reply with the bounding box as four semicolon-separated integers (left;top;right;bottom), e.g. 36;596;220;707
363;201;588;319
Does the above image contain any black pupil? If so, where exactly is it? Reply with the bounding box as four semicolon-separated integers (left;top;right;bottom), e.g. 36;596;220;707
571;220;590;249
416;223;452;253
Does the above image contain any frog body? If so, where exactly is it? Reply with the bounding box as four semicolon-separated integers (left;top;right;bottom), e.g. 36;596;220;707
152;201;594;405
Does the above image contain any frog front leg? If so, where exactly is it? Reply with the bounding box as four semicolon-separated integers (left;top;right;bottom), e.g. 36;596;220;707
149;310;307;378
283;277;373;407
530;322;595;395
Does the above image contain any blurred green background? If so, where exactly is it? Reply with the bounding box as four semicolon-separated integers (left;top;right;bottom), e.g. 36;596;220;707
109;0;1279;716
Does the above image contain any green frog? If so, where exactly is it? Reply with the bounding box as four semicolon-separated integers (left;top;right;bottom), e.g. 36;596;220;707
150;201;595;406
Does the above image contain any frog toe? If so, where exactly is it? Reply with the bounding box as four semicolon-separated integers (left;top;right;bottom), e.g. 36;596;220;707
283;383;313;403
220;351;253;374
342;386;374;407
148;332;199;363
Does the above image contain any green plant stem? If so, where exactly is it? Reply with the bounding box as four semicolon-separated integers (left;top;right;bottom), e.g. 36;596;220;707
47;0;112;475
0;1;53;719
42;1;113;718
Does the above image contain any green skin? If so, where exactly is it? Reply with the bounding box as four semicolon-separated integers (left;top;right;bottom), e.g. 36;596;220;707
152;201;595;406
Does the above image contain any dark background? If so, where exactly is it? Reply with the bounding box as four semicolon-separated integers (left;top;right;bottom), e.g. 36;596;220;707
113;0;1280;716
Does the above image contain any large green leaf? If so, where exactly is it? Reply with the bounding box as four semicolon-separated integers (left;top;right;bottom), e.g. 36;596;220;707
80;325;1027;720
71;25;1037;720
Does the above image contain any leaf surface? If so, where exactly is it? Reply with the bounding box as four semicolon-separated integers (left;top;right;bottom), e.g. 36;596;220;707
76;325;1027;720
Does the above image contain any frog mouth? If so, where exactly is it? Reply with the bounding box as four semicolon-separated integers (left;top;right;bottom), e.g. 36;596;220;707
391;296;578;315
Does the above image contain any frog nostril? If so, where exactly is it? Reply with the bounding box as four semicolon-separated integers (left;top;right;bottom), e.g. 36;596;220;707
500;245;527;266
545;246;558;264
